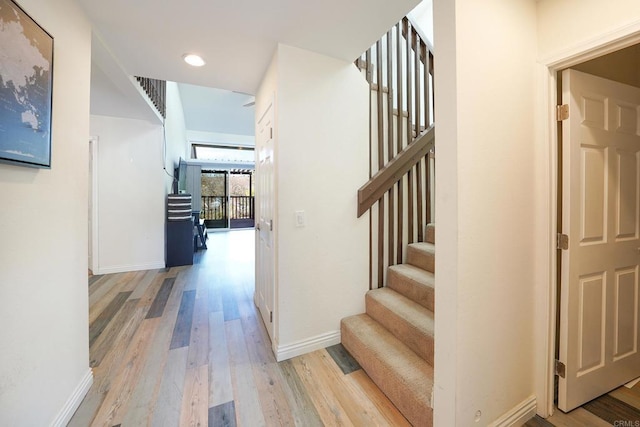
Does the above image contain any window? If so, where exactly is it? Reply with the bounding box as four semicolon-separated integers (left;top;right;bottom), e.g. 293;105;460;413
192;144;254;164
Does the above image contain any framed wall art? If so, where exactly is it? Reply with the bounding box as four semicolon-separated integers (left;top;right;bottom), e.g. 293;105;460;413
0;0;53;168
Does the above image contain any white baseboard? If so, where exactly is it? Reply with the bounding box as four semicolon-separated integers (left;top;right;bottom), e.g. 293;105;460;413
95;261;166;275
50;368;93;427
489;395;536;427
275;330;341;362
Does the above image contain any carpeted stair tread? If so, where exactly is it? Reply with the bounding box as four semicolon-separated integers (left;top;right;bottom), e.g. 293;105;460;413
341;314;433;427
407;242;435;273
387;263;435;311
426;223;435;244
366;287;434;364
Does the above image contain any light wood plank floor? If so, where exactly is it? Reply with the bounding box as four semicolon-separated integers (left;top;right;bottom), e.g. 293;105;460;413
71;230;410;426
526;384;640;427
525;375;640;425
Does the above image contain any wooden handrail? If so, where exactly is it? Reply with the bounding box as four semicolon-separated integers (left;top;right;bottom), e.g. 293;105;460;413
357;125;434;217
401;17;434;76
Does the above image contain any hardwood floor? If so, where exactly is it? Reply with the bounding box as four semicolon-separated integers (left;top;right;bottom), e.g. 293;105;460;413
70;230;409;427
525;383;640;426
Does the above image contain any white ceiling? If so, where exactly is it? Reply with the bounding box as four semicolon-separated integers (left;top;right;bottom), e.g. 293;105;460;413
84;0;420;136
79;0;419;95
178;84;255;136
90;34;163;123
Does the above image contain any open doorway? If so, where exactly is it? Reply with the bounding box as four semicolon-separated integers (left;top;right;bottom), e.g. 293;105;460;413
553;44;640;414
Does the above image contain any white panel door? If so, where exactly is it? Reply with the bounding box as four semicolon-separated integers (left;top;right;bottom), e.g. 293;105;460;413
559;69;640;411
255;101;275;340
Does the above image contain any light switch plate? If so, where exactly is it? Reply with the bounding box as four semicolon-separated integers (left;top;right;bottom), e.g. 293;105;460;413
295;210;305;227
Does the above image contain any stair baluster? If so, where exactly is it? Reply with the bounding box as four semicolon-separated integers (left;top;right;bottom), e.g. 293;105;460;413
355;17;435;289
346;15;436;426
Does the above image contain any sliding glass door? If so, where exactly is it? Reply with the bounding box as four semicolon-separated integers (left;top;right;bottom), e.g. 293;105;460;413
201;171;228;229
229;171;254;228
201;170;254;230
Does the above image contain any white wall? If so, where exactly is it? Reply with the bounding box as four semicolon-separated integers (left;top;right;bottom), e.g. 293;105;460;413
255;44;370;359
537;0;640;60
89;81;187;273
91;116;168;274
0;0;92;425
277;44;369;354
434;1;538;425
90;116;166;273
165;81;188;192
408;0;434;46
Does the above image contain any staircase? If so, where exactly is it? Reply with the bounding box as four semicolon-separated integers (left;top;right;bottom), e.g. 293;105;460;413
341;223;435;427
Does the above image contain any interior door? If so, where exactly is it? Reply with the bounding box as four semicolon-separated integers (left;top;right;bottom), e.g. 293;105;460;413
559;69;640;411
255;101;275;340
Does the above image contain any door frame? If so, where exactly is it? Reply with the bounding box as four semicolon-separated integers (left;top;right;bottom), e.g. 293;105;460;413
89;136;99;274
537;26;640;417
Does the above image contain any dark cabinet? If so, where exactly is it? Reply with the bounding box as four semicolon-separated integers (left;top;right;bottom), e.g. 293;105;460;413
166;219;193;267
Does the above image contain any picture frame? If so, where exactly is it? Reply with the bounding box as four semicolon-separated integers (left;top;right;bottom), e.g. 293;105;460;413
0;0;54;168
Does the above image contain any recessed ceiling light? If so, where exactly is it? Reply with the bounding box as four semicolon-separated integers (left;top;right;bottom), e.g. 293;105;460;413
183;53;205;67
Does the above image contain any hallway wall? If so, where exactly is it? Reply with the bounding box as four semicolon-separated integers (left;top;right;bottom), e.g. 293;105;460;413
276;44;369;357
0;0;93;424
90;115;166;273
164;81;189;192
434;0;538;424
89;81;188;273
255;44;370;359
537;0;640;59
